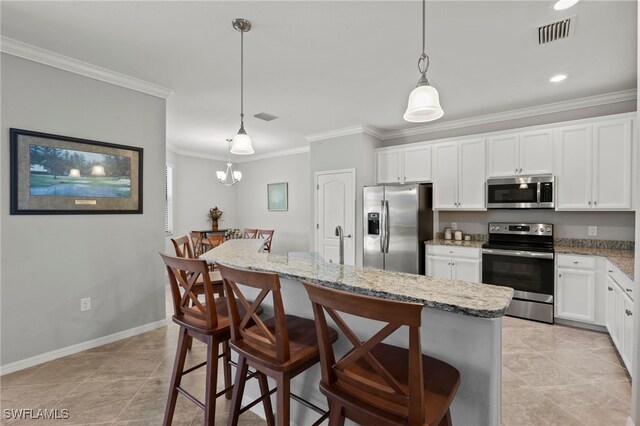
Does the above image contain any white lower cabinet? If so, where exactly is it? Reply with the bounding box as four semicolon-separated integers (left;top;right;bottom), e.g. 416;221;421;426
555;255;597;323
605;262;634;375
425;245;481;283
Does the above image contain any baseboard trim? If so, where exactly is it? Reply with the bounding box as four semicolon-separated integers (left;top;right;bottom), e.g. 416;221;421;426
554;318;608;333
0;319;168;375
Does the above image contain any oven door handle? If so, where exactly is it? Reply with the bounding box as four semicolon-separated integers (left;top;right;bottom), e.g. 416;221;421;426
482;248;554;259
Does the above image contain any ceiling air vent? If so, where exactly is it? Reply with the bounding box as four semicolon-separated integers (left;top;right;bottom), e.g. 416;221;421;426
537;16;574;45
254;112;278;121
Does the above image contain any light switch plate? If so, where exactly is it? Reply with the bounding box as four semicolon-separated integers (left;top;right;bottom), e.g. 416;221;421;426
80;297;91;312
588;226;598;236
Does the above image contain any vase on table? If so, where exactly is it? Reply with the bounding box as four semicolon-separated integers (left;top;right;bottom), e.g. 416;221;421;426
212;220;218;231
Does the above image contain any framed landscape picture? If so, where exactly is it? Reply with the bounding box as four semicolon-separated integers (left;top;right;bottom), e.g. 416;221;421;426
267;182;288;211
10;128;143;214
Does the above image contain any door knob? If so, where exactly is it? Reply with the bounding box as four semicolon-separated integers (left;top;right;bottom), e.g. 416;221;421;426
345;234;352;238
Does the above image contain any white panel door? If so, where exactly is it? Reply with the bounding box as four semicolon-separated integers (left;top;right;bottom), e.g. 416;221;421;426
403;145;432;183
432;142;458;209
316;170;356;265
486;134;518;177
458;139;486;209
556;268;596;322
556;125;593;209
426;256;451;279
592;119;632;209
376;150;402;184
519;129;554;175
452;258;480;283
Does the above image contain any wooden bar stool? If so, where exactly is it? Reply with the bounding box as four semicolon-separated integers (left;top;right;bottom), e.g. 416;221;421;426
160;254;271;425
302;281;461;426
171;235;224;297
217;263;338;426
256;229;274;253
190;231;205;257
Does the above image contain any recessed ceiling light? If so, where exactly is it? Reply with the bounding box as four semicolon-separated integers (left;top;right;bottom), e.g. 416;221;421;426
550;74;567;82
553;0;579;11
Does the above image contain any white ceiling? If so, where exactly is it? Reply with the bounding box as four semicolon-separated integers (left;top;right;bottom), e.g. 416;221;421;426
1;1;636;158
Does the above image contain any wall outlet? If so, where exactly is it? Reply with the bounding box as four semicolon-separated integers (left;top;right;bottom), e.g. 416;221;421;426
588;226;598;236
80;297;91;312
451;222;458;230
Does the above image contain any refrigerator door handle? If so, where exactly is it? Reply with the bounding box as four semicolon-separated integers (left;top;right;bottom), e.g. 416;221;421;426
379;200;385;253
383;200;390;254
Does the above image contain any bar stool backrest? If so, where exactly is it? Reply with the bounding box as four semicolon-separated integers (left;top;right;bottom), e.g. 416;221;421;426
160;253;219;331
217;263;290;363
302;280;425;424
206;234;224;249
171;235;195;259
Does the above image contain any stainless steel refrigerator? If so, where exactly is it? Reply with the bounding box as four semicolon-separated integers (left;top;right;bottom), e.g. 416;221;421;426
363;184;433;274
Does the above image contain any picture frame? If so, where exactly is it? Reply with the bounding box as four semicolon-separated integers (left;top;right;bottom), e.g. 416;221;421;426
267;182;288;211
10;128;143;214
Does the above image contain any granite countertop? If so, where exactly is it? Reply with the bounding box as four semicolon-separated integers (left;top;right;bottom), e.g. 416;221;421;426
555;245;635;280
425;239;485;249
427;237;635;280
201;240;513;319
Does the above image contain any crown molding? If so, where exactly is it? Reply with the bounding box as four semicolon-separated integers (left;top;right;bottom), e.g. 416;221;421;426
380;89;637;140
166;144;309;164
1;36;174;99
240;146;310;163
306;125;366;143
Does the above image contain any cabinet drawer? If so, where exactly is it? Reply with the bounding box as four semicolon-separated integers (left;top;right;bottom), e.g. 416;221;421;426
557;254;596;270
426;245;480;259
606;262;624;285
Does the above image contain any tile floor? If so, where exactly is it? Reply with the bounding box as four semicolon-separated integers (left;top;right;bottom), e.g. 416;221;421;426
0;296;632;425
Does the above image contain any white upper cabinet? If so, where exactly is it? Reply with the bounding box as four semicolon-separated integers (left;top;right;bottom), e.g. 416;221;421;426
487;130;553;177
403;145;432;183
376;149;402;184
433;142;458;209
376;145;431;184
518;130;554;175
592;119;632;209
433;139;486;210
556;118;633;210
486;134;518;177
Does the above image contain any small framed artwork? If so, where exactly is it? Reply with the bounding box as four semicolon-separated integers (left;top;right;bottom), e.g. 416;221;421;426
267;182;288;211
10;128;143;214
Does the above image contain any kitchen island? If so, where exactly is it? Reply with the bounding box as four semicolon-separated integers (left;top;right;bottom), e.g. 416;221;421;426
201;240;513;425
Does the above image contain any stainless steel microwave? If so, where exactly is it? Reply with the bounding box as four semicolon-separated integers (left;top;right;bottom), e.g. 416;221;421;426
486;175;554;209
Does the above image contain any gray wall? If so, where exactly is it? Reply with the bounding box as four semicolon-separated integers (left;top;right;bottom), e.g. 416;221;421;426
170;154;238;238
309;132;381;265
439;210;635;241
236;152;311;253
0;54;167;365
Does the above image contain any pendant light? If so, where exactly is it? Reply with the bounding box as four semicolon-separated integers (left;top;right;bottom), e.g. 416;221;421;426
230;18;255;155
217;139;242;186
403;0;443;123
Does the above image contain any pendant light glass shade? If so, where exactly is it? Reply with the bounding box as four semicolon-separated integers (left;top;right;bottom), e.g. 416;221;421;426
404;0;443;123
230;127;254;155
403;84;443;122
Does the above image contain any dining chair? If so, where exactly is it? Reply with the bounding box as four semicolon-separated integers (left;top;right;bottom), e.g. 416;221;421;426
217;263;338;426
256;229;274;253
190;231;205;257
203;234;224;252
243;228;258;239
302;280;461;426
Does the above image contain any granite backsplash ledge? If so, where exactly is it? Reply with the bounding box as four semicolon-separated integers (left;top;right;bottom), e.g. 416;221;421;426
554;238;634;251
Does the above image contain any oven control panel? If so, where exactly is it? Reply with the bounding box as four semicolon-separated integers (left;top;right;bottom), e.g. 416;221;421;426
488;222;553;236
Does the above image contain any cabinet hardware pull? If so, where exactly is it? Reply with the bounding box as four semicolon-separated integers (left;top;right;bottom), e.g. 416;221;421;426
573;261;578;264
515;168;517;173
626;288;633;292
608;270;614;273
559;274;562;277
451;263;455;266
588;201;591;205
594;201;597;205
626;309;633;316
448;262;451;266
404;177;406;181
608;287;613;291
519;168;522;173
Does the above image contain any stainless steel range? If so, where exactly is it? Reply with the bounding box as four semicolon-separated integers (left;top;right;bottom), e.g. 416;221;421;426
482;222;554;324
